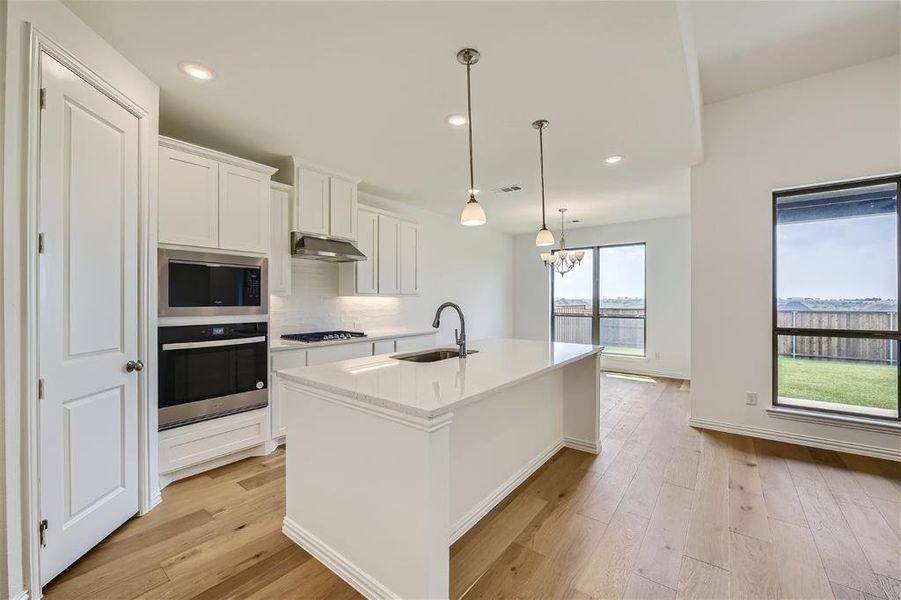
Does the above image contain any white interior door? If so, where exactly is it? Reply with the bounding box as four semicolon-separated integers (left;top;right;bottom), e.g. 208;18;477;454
37;53;140;585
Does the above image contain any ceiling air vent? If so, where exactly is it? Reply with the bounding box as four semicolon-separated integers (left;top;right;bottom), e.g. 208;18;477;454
491;184;522;194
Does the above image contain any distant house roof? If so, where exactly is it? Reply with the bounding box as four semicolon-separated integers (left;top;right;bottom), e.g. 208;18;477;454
780;300;810;311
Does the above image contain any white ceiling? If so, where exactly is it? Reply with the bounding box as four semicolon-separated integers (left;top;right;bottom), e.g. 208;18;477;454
65;1;701;234
690;0;900;104
64;1;898;234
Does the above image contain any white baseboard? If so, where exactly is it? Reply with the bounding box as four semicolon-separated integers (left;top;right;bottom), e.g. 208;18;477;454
449;438;564;544
11;590;29;600
563;436;601;454
689;417;901;461
282;517;397;600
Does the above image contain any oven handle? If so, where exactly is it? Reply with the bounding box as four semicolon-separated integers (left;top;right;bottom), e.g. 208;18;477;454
161;336;267;351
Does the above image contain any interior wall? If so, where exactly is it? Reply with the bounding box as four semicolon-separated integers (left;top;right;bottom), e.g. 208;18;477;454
512;214;691;379
691;55;901;458
270;193;514;345
3;2;159;596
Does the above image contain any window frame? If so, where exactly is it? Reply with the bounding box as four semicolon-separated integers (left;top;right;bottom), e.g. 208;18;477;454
771;174;901;422
550;242;647;357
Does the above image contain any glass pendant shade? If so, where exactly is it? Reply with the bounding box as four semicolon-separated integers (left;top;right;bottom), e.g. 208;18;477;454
535;226;555;247
460;198;487;226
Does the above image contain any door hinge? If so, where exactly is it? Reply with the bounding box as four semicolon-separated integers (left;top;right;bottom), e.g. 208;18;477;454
39;519;48;547
38;378;45;400
40;88;47;110
38;233;45;254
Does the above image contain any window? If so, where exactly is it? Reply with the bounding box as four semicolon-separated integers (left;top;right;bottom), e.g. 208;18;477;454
773;176;899;420
551;243;646;357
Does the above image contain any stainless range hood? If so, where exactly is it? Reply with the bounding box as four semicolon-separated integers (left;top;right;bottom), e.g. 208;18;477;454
291;232;366;262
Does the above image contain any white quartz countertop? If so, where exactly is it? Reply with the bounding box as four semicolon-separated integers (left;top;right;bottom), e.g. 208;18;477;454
276;338;602;419
270;329;435;352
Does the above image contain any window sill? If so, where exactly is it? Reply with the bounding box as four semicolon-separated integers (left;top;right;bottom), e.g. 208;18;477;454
766;406;901;434
602;354;649;361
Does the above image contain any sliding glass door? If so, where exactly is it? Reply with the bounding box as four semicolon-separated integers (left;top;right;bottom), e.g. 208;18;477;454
551;243;646;356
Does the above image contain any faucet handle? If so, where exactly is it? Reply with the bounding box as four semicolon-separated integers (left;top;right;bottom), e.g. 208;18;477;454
454;328;461;343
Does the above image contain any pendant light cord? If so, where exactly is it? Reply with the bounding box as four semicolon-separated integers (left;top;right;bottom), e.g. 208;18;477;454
539;126;547;228
466;60;475;200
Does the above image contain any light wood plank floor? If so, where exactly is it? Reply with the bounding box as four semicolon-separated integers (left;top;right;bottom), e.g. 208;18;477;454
45;374;901;599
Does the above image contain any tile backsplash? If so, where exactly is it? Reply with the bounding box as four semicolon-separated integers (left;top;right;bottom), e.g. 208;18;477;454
269;258;407;338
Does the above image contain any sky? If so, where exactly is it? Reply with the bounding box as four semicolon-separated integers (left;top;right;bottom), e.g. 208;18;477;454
553;245;645;300
777;213;896;300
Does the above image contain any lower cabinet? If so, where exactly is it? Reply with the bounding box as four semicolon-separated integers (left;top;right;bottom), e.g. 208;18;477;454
269;334;437;441
159;408;269;484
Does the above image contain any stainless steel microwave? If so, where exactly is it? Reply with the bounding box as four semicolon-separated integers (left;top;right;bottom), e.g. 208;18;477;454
159;249;268;317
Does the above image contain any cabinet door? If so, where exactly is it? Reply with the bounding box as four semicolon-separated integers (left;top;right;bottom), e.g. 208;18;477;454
269;186;292;295
295;166;329;236
218;163;270;252
329;177;358;241
377;215;401;295
355;209;379;294
395;335;436;353
158;146;219;248
306;342;372;366
399;221;420;295
270;376;287;439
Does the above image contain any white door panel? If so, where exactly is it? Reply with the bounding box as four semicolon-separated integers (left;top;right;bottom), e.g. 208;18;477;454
158;146;219;247
38;52;140;585
219;163;270;253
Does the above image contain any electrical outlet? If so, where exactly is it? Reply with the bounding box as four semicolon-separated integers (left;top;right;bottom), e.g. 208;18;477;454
745;392;758;406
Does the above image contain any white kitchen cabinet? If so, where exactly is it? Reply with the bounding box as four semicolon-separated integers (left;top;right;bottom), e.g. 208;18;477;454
269;183;293;296
355;208;379;294
377;215;402;295
295;165;329;236
219;163;270;253
306;341;373;366
270;377;287;439
373;340;395;354
158;137;276;254
395;335;436;353
329;177;358;241
399;220;420;295
338;206;420;297
158;145;219;248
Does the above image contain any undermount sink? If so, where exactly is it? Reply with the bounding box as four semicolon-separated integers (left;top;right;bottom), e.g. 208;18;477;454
391;348;479;363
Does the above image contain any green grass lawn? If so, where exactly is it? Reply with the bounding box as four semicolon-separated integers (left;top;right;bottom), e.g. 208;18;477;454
778;356;897;410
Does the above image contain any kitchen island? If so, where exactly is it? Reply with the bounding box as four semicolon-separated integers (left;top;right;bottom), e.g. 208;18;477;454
276;338;602;599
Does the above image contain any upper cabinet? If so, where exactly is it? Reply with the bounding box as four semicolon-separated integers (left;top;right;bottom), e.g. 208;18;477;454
158;146;219;248
339;206;420;297
291;158;360;242
269;182;293;296
158;137;277;254
295;166;329;236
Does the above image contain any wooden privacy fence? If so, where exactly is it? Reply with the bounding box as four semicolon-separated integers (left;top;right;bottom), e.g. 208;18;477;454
777;310;897;364
552;306;645;349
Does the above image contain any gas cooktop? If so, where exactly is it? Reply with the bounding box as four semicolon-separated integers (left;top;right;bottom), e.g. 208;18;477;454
280;330;366;343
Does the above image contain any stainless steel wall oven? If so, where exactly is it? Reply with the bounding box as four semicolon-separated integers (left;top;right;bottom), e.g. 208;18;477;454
158;322;268;429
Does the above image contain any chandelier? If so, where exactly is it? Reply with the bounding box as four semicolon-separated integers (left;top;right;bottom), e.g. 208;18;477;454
541;208;584;276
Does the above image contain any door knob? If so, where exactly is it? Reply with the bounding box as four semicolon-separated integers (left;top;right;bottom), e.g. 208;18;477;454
125;360;144;373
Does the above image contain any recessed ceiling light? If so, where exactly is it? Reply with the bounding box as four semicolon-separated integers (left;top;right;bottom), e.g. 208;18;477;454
179;62;216;81
447;114;468;127
604;155;623;165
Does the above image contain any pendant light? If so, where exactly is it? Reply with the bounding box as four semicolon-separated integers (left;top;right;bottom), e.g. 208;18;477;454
532;119;555;246
457;48;486;226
